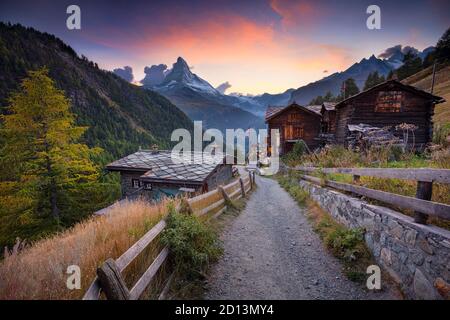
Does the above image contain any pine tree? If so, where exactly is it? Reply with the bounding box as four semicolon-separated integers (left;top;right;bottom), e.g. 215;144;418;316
363;71;385;91
0;68;100;223
396;51;422;80
342;78;360;99
387;70;395;80
435;27;450;63
323;91;334;102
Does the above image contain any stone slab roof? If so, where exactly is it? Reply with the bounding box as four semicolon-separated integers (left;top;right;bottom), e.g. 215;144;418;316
265;106;285;120
322;102;336;111
107;150;231;184
305;105;322;115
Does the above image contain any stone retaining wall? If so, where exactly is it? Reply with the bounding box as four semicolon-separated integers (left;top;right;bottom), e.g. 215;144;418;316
299;180;450;300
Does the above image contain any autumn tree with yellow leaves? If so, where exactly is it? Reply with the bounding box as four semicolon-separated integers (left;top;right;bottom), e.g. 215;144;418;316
0;68;118;248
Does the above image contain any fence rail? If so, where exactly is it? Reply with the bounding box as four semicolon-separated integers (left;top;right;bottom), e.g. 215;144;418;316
291;166;450;225
83;171;256;300
294;166;450;184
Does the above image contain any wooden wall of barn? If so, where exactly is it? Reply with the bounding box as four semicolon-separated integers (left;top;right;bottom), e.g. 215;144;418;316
335;87;434;147
267;106;321;154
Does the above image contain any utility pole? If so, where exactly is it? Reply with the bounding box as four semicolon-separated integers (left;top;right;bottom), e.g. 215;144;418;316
342;80;346;99
430;62;437;94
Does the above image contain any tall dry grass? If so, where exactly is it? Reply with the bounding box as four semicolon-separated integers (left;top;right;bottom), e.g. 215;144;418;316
0;198;169;300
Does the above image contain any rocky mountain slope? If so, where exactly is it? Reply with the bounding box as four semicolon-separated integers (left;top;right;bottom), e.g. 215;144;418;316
0;23;193;159
143;57;265;132
289;47;434;105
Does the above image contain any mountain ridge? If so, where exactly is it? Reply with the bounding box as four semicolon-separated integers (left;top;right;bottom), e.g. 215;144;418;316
142;57;265;131
0;23;194;159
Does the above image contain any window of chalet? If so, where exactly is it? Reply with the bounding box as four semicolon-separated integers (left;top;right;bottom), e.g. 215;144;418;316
284;125;304;140
288;113;302;122
143;182;152;190
132;179;140;189
375;91;404;113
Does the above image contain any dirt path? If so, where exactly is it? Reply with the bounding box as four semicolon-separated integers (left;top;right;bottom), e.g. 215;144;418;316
205;174;397;300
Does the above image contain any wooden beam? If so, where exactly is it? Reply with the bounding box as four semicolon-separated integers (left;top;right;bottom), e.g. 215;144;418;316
196;199;225;217
158;272;175;300
218;186;232;203
414;181;432;224
229;188;241;200
239;178;246;198
129;246;170;300
82;277;101;300
115;220;166;272
294;167;450;184
299;174;450;220
97;259;130;300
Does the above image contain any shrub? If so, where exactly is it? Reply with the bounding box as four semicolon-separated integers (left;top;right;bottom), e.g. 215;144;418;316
161;204;222;279
325;227;365;260
433;123;450;147
282;140;309;165
277;174;309;206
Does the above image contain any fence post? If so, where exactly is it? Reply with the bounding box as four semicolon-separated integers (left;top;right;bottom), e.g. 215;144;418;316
218;185;232;203
97;258;130;300
239;178;246;198
414;181;432;224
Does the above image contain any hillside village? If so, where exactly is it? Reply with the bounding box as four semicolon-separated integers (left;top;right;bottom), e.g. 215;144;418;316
266;80;445;155
0;13;449;302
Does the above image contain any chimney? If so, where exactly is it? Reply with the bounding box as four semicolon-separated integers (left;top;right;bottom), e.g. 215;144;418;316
151;144;159;154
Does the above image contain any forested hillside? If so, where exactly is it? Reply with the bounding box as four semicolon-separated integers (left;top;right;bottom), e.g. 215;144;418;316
0;23;193;161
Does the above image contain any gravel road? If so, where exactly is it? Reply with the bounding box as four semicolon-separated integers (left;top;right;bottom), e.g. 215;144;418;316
205;174;398;300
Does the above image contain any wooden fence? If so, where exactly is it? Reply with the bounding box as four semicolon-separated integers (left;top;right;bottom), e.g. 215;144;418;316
292;166;450;224
83;171;256;300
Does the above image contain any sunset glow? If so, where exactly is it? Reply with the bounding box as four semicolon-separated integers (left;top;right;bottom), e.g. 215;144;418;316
1;0;449;94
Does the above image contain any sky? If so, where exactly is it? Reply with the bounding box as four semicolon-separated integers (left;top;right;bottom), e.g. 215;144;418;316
0;0;449;95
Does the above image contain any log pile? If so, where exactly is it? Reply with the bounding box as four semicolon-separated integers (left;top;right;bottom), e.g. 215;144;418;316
317;133;336;145
346;123;403;151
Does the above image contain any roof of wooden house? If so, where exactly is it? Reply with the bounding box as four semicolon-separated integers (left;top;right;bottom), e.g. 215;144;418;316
265;103;322;122
334;80;445;109
107;150;233;185
305;105;322;115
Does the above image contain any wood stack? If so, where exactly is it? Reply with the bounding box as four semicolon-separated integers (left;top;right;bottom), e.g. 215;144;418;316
346;123;403;151
317;133;336;145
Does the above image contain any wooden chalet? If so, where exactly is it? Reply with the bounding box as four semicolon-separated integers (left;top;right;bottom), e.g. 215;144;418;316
265;103;322;155
107;150;233;200
334;80;445;149
320;102;337;134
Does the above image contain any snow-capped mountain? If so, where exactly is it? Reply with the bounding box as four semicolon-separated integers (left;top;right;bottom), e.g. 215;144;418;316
141;57;265;132
382;46;435;69
156;57;220;96
289;46;435;105
290;54;394;105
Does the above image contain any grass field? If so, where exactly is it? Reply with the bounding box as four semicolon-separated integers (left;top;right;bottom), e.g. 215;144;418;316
0;199;169;299
403;64;450;125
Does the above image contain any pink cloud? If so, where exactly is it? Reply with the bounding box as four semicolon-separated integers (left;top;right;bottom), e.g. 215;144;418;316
82;6;353;94
269;0;325;29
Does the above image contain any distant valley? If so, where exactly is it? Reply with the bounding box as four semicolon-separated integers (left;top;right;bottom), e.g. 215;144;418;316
117;46;436;125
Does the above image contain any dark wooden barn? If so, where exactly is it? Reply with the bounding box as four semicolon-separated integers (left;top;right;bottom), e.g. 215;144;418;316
265;103;322;155
320;102;337;134
107;150;233;200
334;80;444;149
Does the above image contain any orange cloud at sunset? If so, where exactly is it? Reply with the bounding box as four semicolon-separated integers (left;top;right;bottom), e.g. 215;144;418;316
3;0;449;95
86;10;353;94
270;0;325;29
